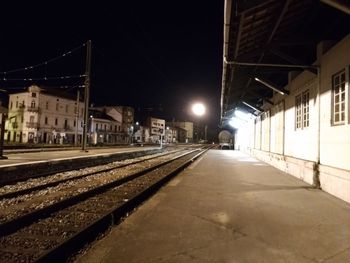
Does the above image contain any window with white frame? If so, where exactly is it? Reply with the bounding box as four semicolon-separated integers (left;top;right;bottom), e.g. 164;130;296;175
295;90;309;129
302;90;309;128
332;70;346;125
295;94;302;129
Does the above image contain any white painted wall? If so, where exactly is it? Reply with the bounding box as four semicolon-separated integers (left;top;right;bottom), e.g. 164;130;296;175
319;34;350;170
284;72;318;161
234;34;350;203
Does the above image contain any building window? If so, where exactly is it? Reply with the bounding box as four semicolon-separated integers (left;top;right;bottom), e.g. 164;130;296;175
96;123;98;131
29;116;35;123
295;90;309;129
302;90;309;128
10;101;13;109
332;70;346;125
31;101;36;108
65;105;69;113
295;94;302;129
21;116;24;123
32;92;36;97
46;101;49;110
104;124;107;131
55;118;58;126
74;120;76;127
56;103;59;111
64;119;68;129
45;117;48;125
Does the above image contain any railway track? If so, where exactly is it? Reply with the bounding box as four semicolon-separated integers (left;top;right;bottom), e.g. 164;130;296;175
0;146;210;263
0;148;185;200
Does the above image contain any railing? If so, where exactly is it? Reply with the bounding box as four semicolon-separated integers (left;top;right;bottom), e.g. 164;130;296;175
26;122;39;129
27;107;39;112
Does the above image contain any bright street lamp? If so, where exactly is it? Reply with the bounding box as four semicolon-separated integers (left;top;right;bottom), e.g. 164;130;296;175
191;102;206;143
192;103;206;116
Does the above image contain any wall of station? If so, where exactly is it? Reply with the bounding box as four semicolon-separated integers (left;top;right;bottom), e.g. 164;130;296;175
235;34;350;203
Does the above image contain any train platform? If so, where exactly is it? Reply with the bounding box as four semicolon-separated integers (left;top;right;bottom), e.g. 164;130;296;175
0;146;158;168
76;149;350;263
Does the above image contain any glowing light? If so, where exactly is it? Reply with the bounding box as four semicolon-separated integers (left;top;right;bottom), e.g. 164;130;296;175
234;109;252;121
229;117;245;129
192;103;206;116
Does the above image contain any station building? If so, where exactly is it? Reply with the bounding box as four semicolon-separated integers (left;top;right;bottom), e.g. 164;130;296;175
221;0;350;203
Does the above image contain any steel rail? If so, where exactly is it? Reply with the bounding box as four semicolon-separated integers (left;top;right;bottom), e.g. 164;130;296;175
0;148;202;237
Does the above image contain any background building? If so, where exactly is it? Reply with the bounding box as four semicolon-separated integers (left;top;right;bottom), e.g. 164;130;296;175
173;121;193;143
148;117;165;143
5;85;84;144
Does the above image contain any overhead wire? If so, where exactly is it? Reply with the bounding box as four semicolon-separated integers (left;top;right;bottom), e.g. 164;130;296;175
0;43;86;75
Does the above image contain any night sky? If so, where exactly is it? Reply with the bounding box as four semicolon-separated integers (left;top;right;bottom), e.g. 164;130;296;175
0;1;224;137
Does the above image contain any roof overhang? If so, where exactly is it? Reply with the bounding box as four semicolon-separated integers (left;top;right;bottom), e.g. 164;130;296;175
221;0;350;126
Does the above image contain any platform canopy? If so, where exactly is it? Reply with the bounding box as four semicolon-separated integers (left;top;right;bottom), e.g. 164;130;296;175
221;0;350;124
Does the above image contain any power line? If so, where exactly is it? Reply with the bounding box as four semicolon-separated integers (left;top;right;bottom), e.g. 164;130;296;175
1;74;86;82
0;43;86;75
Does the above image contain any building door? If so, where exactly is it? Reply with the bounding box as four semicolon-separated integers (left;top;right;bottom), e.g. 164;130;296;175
28;132;34;143
43;133;47;143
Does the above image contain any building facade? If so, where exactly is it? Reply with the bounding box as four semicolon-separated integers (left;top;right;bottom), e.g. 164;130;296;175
173;121;193;143
6;85;84;144
148;117;165;143
235;34;350;203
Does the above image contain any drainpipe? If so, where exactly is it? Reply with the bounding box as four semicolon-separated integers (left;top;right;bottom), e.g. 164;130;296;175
314;68;321;188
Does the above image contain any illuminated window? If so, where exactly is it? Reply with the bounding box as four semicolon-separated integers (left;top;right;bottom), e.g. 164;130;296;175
332;70;346;125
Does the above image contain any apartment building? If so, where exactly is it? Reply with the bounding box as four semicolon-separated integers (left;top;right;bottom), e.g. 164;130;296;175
5;85;84;144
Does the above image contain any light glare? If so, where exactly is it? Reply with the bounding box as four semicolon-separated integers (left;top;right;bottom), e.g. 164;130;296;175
192;103;206;116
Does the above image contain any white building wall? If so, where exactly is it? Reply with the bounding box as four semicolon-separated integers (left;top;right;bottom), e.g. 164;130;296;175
319;34;350;170
284;73;318;161
236;34;350;203
261;111;270;151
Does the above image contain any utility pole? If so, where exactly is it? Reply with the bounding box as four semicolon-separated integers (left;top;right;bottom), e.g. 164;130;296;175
82;40;91;152
74;89;80;146
0;113;8;159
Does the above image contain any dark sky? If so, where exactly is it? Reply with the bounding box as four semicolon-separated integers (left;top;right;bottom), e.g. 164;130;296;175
0;1;224;132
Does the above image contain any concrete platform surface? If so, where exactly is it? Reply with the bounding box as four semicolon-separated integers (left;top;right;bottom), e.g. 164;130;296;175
0;146;158;167
76;150;350;263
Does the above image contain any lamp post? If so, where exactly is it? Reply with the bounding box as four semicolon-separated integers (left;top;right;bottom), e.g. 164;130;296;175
191;102;206;143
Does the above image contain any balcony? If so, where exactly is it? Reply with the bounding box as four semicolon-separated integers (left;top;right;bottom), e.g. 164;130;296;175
26;122;39;129
27;107;39;112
